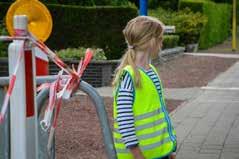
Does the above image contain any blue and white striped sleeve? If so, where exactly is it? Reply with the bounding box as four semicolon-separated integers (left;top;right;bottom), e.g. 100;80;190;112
116;72;139;148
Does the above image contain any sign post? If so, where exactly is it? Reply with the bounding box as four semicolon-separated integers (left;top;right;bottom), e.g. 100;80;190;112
140;0;148;16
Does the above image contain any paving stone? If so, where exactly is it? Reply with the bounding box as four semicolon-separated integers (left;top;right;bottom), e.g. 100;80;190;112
223;146;239;153
204;135;226;146
200;109;223;126
224;144;239;150
225;137;239;145
199;149;221;154
175;124;193;141
189;103;211;118
190;123;212;136
199;153;220;159
171;102;198;123
181;118;199;126
201;144;223;150
184;135;205;144
176;150;200;159
180;142;201;152
220;152;239;159
232;116;239;128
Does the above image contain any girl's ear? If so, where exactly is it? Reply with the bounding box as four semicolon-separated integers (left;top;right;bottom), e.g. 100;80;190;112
149;37;160;59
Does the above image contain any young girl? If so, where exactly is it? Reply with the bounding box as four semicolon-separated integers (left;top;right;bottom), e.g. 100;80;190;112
112;16;177;159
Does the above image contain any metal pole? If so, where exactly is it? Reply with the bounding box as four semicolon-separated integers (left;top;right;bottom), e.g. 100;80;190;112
0;75;69;86
140;0;148;16
232;0;237;51
37;88;55;159
79;81;117;159
0;87;10;159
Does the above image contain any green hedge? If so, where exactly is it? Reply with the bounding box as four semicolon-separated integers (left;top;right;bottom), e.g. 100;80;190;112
179;0;232;49
57;47;107;60
0;3;138;59
129;0;179;10
179;0;205;12
149;7;207;45
210;0;232;3
0;0;132;6
163;35;179;49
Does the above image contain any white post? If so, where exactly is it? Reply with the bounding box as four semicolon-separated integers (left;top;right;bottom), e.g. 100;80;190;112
8;15;39;159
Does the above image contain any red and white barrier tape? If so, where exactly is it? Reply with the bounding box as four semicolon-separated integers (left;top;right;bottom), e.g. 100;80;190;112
28;33;78;77
0;33;93;127
38;49;93;130
0;41;25;123
39;70;63;131
38;50;93;152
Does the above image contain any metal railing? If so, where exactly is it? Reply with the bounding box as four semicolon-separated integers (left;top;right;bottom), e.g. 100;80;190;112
0;76;117;159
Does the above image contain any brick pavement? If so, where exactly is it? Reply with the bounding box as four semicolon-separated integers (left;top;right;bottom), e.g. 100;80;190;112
171;62;239;159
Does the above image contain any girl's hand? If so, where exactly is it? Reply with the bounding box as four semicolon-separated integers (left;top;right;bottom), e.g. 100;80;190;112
170;153;176;159
135;155;145;159
129;146;145;159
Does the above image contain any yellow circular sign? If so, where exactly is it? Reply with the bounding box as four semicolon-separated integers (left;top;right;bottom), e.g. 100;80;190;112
6;0;53;42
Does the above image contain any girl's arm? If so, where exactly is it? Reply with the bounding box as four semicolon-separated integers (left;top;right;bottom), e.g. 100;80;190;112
116;72;144;158
129;146;145;159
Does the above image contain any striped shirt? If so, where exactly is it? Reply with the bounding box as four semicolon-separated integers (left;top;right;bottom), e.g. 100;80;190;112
116;67;162;148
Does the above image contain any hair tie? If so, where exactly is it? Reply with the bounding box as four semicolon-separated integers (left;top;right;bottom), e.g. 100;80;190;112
128;45;134;49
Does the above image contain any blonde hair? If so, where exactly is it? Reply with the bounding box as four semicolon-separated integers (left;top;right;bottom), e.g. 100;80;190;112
112;16;164;88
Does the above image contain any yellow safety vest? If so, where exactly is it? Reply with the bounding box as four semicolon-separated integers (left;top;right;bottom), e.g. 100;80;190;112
113;65;177;159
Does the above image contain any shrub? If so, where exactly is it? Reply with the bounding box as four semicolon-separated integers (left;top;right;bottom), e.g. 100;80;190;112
2;0;133;6
57;47;107;60
178;0;205;12
158;0;179;10
148;0;160;9
52;0;133;6
129;0;179;10
0;22;8;57
149;7;207;45
0;3;138;59
210;0;232;3
179;0;232;49
163;35;179;49
171;8;207;44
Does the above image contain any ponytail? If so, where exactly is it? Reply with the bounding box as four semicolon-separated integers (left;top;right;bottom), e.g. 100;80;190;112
112;48;141;88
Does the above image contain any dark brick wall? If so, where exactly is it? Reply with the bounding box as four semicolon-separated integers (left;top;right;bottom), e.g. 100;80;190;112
0;58;119;87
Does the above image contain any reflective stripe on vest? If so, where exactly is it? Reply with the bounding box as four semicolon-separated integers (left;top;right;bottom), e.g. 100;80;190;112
114;117;165;133
116;137;172;153
114;127;168;144
114;107;162;123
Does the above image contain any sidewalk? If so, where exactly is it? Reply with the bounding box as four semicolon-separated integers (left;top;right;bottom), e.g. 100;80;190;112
171;62;239;159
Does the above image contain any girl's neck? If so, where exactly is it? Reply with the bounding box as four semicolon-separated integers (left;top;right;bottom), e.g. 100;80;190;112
135;51;151;70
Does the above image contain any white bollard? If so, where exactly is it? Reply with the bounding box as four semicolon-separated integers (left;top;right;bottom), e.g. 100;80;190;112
8;15;39;159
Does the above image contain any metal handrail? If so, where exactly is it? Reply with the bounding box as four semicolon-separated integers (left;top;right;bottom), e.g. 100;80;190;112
0;76;117;159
